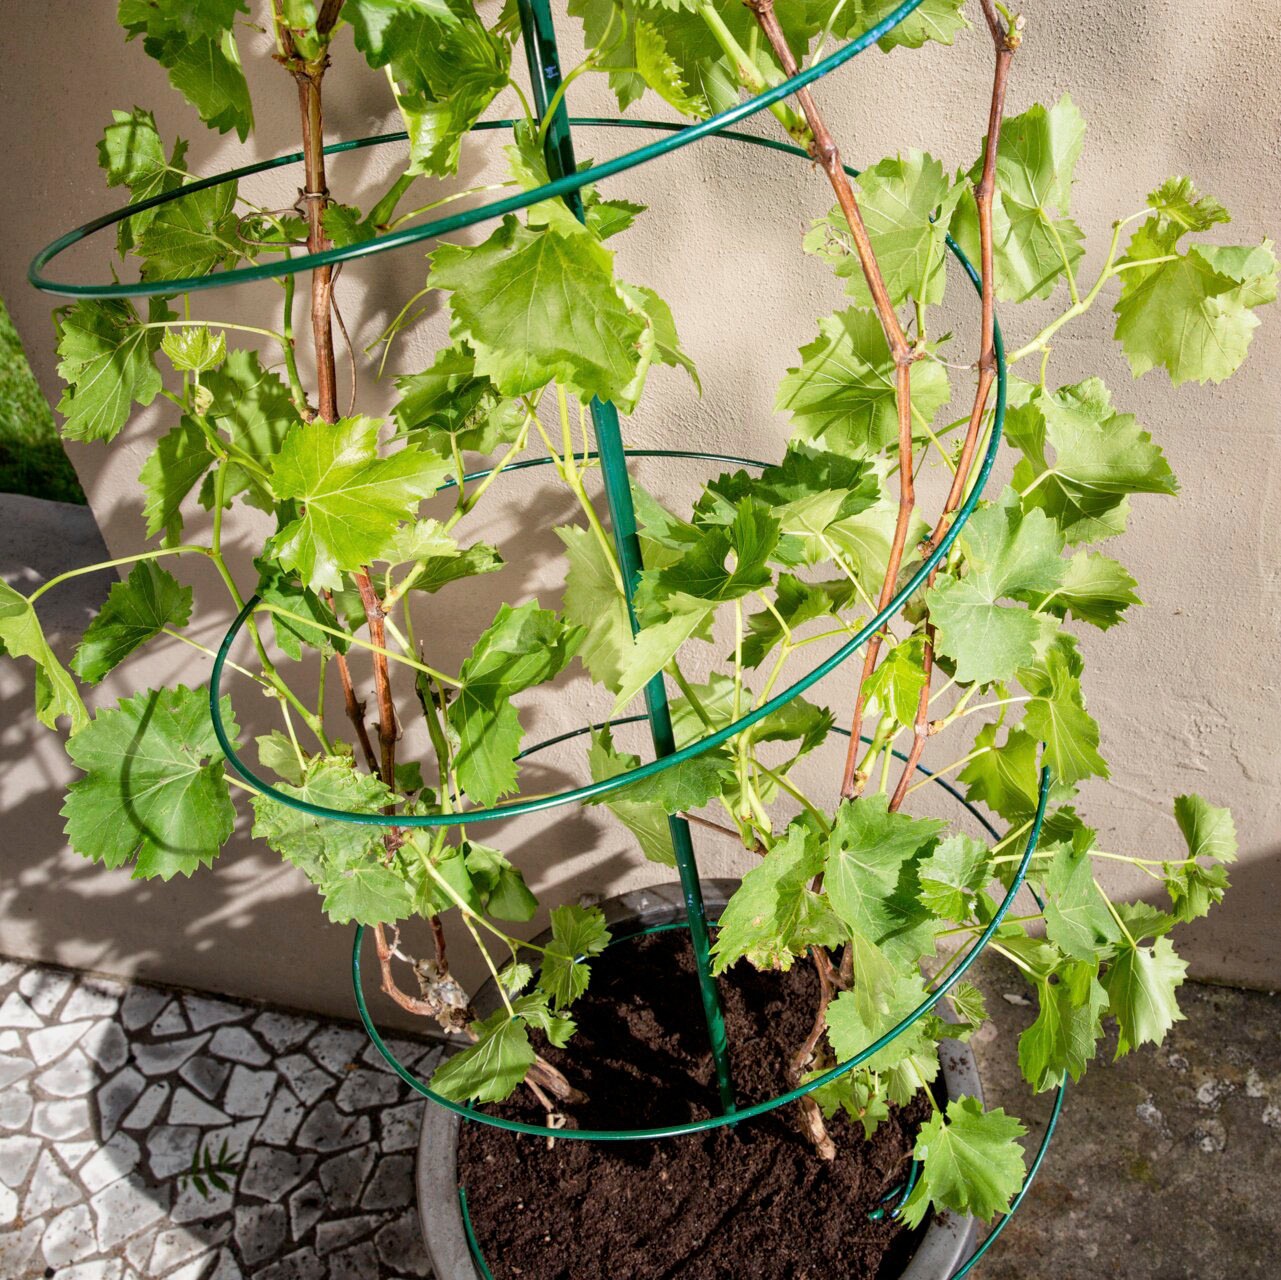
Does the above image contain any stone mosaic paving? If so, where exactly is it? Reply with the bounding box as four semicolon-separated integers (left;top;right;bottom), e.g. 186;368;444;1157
0;956;442;1279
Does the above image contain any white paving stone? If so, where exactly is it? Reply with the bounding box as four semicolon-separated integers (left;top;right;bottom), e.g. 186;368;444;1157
83;1021;129;1074
80;1131;142;1194
308;1026;367;1075
0;1030;18;1052
0;1084;32;1131
149;1220;228;1274
207;1248;245;1280
297;1100;371;1153
169;1253;223;1280
316;1213;383;1256
97;1066;146;1140
184;995;245;1031
374;1209;431;1277
121;1081;170;1130
63;978;125;1021
318;1144;376;1210
0;960;23;986
278;1053;334;1105
0;1183;16;1228
256;1086;306;1145
224;1063;275;1117
151;1000;190;1038
23;1149;81;1217
235;1203;287;1266
0;1053;35;1088
179;1053;231;1101
288;1180;326;1240
0;1217;44;1272
120;985;168;1030
169;1087;231;1128
29;1019;94;1066
19;968;73;1018
0;991;42;1029
380;1099;423;1153
90;1172;167;1251
169;1176;233;1225
59;1138;97;1169
253;1010;314;1053
335;1065;402;1113
30;1097;91;1140
146;1124;200;1178
239;1146;315;1200
362;1153;414;1211
0;1134;40;1187
37;1046;97;1097
59;1262;124;1280
134;1033;210;1076
209;1025;269;1066
41;1201;95;1267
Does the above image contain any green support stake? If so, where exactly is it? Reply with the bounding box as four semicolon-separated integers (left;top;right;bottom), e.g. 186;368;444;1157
515;0;736;1115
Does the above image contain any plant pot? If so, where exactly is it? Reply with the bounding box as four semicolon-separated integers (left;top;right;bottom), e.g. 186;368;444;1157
416;880;981;1280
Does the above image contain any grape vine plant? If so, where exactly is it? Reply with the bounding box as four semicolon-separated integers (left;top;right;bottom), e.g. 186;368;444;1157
6;0;1268;1235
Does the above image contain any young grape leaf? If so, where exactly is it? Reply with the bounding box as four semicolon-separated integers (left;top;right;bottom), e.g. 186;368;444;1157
267;416;451;592
139;419;214;544
610;593;714;716
98;107;189;253
1114;205;1276;385
1039;838;1118;961
161;326;226;375
810;1068;891;1140
256;731;306;787
1103;935;1187;1056
1164;861;1230;923
806;150;965;307
1173;793;1237;863
926;494;1065;686
711;822;844;974
863;634;929;728
539;904;610;1009
1145;175;1229;236
825;971;937;1076
777;308;951;457
430;215;647;403
56;299;167;443
587;726;676;867
556;525;630;693
447;603;582;807
1024;549;1139;630
839;0;968;51
253;560;346;662
0;583;88;732
634;19;708;117
461;843;540;922
742;574;857;669
1018;640;1108;785
429;1009;535;1104
321;863;414;926
71;562;193;684
598;751;734;816
394;343;526;455
137;180;240;281
1018;960;1108;1092
824;795;947;941
62;685;239;880
950;96;1086;303
917;833;990;920
655;500;780;602
1007;379;1177;544
119;2;253;139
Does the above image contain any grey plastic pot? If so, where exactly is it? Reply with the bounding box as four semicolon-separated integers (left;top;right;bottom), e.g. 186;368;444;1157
416;880;980;1280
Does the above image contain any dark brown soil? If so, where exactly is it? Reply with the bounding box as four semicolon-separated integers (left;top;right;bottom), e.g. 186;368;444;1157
457;930;931;1280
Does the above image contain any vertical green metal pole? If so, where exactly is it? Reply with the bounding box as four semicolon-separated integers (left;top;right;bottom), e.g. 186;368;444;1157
515;0;735;1114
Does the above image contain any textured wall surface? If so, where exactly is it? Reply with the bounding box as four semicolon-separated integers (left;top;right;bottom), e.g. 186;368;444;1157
1;0;1277;1018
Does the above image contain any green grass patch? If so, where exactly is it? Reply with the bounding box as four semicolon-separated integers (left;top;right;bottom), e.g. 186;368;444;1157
0;296;86;504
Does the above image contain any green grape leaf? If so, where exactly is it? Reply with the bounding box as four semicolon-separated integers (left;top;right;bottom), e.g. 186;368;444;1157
408;543;504;595
1114;211;1276;385
824;795;947;941
927;495;1065;686
655;500;780;602
917;834;990;920
0;583;88;732
610;594;713;715
137;180;240;281
71;561;192;684
430;215;646;403
1164;861;1230;923
556;525;630;693
429;1009;535;1103
634;18;708;116
825;972;937;1076
742;574;856;668
119;3;254;139
806;150;965;306
1007;379;1177;544
900;1097;1027;1227
711;822;844;973
62;685;238;880
950;96;1086;303
393;343;527;455
256;731;306;787
1040;838;1117;961
1018;640;1108;786
948;981;989;1034
1145;176;1229;236
1103;935;1187;1056
863;634;929;727
199;351;301;514
161;326;226;374
56;299;167;443
777;307;951;456
267;416;451;592
599;751;733;815
447;603;582;807
254;559;346;661
321;863;414;926
97;107;189;253
138;418;213;544
841;0;968;51
587;726;676;867
461;843;539;921
539;904;611;1009
251;756;391;880
1173;793;1237;863
810;1069;890;1140
1018;960;1107;1092
1027;549;1139;630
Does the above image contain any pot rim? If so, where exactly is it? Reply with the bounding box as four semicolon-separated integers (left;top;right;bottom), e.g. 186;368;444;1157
416;879;980;1280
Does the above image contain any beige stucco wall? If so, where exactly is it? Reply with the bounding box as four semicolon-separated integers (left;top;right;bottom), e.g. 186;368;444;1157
1;0;1278;1023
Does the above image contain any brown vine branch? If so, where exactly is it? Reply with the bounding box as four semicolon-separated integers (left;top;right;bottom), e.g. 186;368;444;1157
739;0;922;803
888;2;1021;813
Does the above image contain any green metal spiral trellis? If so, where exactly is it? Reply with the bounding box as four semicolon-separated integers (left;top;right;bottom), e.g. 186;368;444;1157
29;0;1068;1271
